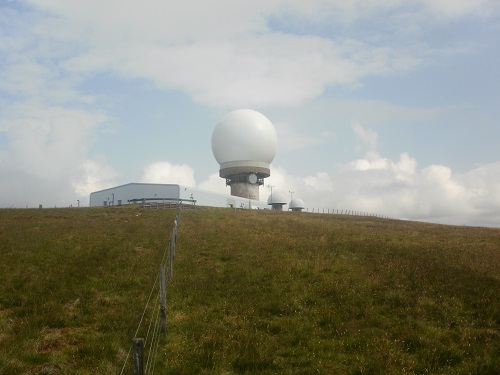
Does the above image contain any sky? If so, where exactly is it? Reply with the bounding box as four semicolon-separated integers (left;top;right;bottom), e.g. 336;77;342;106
0;0;499;227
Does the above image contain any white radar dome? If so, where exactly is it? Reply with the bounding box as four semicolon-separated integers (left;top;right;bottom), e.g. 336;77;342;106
267;191;288;205
212;109;277;165
290;198;305;209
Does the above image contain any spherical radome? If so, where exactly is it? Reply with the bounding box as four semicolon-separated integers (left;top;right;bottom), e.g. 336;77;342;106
267;191;288;205
290;198;305;209
212;109;277;165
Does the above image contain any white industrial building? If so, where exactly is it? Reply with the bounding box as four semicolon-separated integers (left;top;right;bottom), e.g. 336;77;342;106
89;183;269;209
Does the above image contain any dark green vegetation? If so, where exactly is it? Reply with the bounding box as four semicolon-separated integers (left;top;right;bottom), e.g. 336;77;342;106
1;207;499;374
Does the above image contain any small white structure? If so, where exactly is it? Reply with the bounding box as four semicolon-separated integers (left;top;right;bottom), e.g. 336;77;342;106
267;191;288;211
289;197;305;212
89;183;268;209
212;109;277;201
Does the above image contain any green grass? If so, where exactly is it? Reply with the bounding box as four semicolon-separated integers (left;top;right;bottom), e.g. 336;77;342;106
1;207;499;374
165;209;499;374
0;207;175;374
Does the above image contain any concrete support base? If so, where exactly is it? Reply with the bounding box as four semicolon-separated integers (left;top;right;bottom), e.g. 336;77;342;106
230;183;260;200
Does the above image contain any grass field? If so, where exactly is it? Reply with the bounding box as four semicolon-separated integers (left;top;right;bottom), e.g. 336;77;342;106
1;206;499;374
0;207;175;374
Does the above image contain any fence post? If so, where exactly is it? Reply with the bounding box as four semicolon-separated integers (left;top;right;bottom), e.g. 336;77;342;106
176;208;181;228
168;239;173;281
132;338;144;375
160;266;166;336
172;222;177;259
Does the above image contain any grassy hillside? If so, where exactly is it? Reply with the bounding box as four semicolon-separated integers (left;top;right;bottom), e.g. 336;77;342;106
0;207;175;374
1;207;499;374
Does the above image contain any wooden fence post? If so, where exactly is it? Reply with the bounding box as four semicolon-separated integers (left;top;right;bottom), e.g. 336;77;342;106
159;266;166;336
176;208;181;228
172;223;177;259
168;239;173;281
132;338;144;375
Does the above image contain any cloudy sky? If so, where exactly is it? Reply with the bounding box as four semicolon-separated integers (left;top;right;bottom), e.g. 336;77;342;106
1;0;499;226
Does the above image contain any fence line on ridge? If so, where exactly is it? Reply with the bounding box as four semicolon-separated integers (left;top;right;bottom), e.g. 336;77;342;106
305;207;392;219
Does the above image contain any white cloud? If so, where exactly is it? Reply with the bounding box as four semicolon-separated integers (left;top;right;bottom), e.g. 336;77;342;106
0;4;121;207
195;118;499;226
0;100;113;207
27;0;271;44
72;159;119;199
59;34;425;108
263;124;500;227
15;1;438;108
265;166;334;203
141;161;196;187
197;172;230;195
4;107;98;173
302;172;334;193
461;162;500;212
352;121;379;157
0;157;118;208
268;158;500;226
2;0;491;119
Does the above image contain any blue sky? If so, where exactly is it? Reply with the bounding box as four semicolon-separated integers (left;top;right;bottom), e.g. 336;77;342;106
0;0;499;226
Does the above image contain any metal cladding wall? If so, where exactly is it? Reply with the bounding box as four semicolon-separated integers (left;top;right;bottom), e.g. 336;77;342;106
89;183;269;209
90;183;180;207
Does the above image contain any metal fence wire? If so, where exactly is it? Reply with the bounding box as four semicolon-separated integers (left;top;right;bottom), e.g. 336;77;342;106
120;207;181;375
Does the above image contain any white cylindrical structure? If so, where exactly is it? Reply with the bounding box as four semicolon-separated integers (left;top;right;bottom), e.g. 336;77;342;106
267;191;287;211
212;109;277;200
289;197;305;212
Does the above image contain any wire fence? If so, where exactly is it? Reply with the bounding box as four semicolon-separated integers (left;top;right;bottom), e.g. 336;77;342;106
119;207;180;375
304;207;392;219
116;204;391;373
